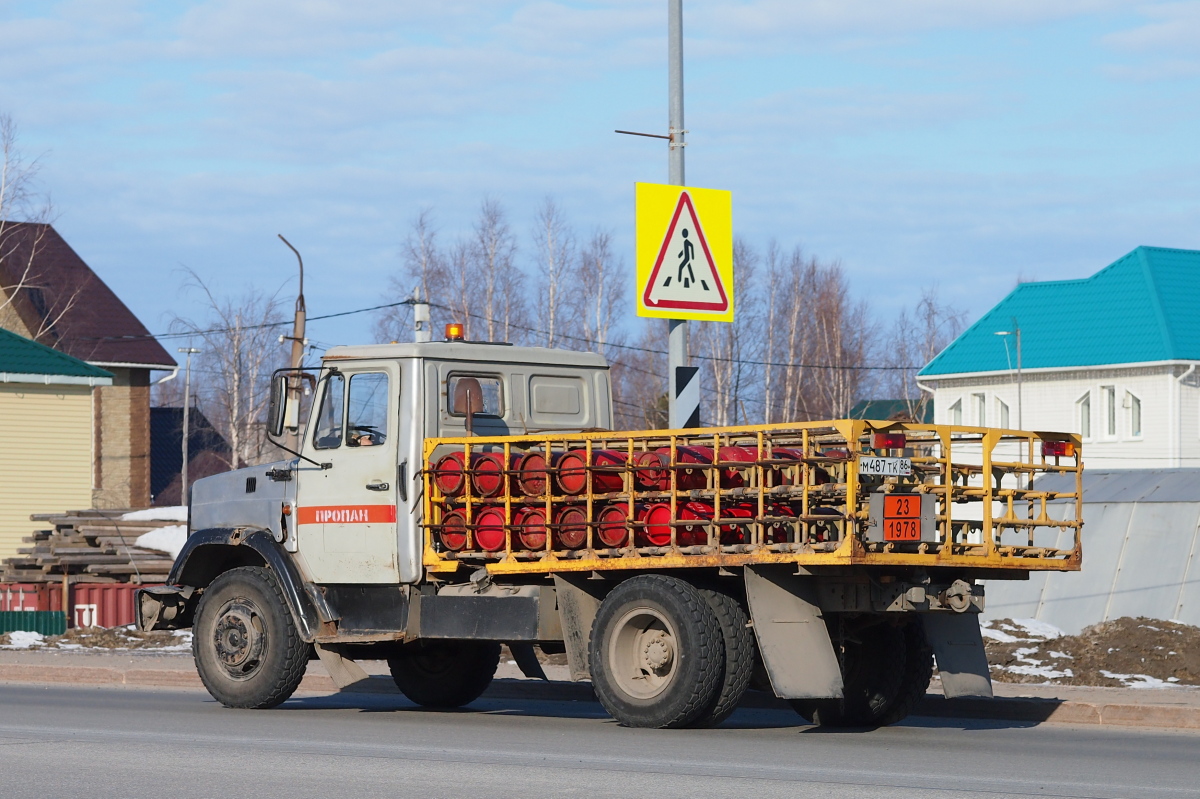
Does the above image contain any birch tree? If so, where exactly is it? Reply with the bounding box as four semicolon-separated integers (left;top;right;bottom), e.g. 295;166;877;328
532;198;574;348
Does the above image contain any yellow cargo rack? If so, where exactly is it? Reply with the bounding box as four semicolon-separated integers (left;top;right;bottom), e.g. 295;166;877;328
420;419;1082;576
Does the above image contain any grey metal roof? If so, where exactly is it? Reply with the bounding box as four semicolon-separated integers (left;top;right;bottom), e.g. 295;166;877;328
1038;469;1200;503
323;341;610;369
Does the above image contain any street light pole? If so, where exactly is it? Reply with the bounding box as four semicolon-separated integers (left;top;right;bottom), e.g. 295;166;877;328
278;235;307;452
666;0;692;429
995;322;1023;429
178;347;201;504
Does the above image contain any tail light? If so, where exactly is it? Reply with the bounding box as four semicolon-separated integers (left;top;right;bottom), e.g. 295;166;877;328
873;433;906;450
1042;441;1076;458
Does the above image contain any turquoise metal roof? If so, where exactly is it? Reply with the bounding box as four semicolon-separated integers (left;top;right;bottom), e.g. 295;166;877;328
0;327;113;380
920;246;1200;376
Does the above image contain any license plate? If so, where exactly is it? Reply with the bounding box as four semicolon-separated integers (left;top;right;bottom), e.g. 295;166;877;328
883;494;921;541
858;456;912;476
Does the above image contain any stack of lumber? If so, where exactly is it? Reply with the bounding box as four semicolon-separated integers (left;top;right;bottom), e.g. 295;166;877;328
0;510;175;584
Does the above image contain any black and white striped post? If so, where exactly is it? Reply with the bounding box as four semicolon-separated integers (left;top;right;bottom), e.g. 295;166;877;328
673;365;700;429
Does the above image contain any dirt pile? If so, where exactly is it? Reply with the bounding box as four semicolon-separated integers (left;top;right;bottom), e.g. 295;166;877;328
983;617;1200;687
0;626;191;651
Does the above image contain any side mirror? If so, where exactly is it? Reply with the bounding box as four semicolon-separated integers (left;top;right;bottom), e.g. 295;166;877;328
267;373;288;438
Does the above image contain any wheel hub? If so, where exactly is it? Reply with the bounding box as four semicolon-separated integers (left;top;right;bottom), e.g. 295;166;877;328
608;607;680;700
213;600;265;677
639;630;674;673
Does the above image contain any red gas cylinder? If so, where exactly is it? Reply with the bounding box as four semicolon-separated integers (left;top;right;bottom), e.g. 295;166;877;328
556;449;627;495
553;505;588;549
631;450;668;490
595;504;631;548
515;451;550;497
513;506;548;550
762;446;804;485
716;445;757;488
438;508;468;550
655;445;714;490
433;452;467;497
677;501;756;544
636;503;673;547
470;452;519;498
764;502;795;544
472;506;508;552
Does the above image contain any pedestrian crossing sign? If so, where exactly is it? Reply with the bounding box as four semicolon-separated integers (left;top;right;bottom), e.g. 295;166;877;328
636;182;733;322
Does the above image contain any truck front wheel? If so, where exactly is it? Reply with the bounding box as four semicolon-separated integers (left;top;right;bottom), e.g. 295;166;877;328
589;575;724;728
192;566;310;709
387;640;501;708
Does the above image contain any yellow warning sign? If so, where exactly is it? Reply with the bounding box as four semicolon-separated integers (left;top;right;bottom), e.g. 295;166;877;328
636;182;733;322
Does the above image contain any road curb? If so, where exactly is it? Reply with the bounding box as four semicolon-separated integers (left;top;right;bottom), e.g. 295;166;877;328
2;663;1197;730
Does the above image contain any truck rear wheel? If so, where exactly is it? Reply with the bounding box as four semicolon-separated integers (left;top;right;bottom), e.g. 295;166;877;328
387;640;501;708
876;620;934;726
589;575;723;729
686;588;755;728
790;621;906;728
192;566;309;709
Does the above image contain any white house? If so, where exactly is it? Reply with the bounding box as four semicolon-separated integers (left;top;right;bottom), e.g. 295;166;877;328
918;246;1200;469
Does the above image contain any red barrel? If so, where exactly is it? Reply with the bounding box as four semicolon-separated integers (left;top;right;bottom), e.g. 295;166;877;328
516;451;550;497
471;452;520;498
636;503;673;546
556;449;627;495
514;506;548;550
553;505;588;549
438;508;468;551
596;504;631;548
433;452;467;496
717;445;757;488
655;445;713;490
473;506;508;552
631;450;668;490
676;501;757;544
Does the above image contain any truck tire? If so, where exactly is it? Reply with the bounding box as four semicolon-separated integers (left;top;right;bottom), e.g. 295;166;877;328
790;621;906;728
686;588;755;728
192;566;309;709
387;640;501;708
589;574;723;729
876;620;934;726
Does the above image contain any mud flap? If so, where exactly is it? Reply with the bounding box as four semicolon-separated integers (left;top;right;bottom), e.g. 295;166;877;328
921;613;994;699
508;642;548;680
314;643;371;690
744;566;843;699
552;574;607;682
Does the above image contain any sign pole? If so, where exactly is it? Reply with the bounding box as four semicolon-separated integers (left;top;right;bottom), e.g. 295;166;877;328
667;0;697;428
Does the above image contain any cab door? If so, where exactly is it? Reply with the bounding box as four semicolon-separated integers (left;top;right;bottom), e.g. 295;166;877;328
296;363;401;584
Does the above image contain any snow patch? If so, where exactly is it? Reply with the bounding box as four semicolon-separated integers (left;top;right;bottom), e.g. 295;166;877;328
122;506;188;522
135;525;187;559
1008;618;1064;640
980;626;1020;643
1099;669;1180;689
2;631;45;649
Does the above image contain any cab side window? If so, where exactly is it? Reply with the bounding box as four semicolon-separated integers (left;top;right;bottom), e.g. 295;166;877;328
347;373;389;447
447;374;503;417
313;373;345;449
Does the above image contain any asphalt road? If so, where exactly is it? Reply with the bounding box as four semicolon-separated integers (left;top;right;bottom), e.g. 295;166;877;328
1;684;1197;799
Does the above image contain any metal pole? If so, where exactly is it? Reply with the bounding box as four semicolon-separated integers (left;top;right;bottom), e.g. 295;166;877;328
178;347;200;504
413;286;432;343
1015;323;1023;429
278;235;306;452
666;0;692;429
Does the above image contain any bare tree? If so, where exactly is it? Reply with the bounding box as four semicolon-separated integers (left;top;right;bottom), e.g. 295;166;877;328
172;270;289;469
0;113;70;339
694;239;761;426
531;198;574;348
375;209;447;343
470;198;524;342
883;287;966;419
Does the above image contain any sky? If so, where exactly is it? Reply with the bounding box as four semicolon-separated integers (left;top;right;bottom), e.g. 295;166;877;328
1;0;1198;363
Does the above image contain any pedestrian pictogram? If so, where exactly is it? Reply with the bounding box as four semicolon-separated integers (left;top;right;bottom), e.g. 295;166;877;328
636;182;733;322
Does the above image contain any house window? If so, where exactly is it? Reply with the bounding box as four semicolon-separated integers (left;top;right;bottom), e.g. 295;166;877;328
973;393;986;426
1078;392;1091;439
949;398;962;425
1104;385;1116;437
997;398;1010;429
1127;391;1142;438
